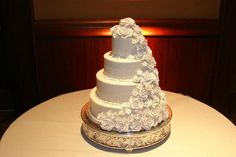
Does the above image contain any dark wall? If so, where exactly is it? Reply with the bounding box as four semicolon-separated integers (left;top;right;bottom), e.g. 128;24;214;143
0;0;39;119
33;0;220;20
0;0;14;121
212;0;236;117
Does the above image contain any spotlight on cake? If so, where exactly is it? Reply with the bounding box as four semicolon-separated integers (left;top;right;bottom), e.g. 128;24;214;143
81;17;172;152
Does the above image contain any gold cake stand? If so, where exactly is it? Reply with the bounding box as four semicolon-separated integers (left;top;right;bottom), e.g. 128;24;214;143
81;102;172;152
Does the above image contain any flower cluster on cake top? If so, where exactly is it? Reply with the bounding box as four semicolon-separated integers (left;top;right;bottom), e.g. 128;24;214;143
97;18;168;133
111;18;147;60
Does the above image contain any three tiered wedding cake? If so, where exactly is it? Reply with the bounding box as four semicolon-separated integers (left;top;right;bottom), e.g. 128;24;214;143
87;18;169;133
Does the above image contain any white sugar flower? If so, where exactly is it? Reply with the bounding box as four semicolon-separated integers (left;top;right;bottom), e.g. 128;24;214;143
151;108;160;117
144;53;156;69
126;115;134;122
140;39;148;48
148;56;156;67
153;69;159;77
152;87;161;96
132;36;139;44
97;112;106;120
140;90;149;100
159;101;167;111
111;25;118;37
146;46;152;54
119;17;135;27
133;75;141;83
158;97;167;108
100;118;115;131
152;96;160;107
144;83;153;91
132;29;142;41
133;24;142;34
162;110;169;120
161;96;167;105
118;110;125;116
136;69;143;76
142;61;148;67
132;32;139;39
144;99;153;108
151;101;159;108
115;117;129;132
116;26;133;38
138;36;145;45
142;116;154;130
142;108;151;116
130;97;143;110
144;72;157;82
134;112;143;120
136;84;143;90
129;121;142;132
132;88;140;96
154;115;163;126
136;49;146;59
106;110;115;119
125;107;132;115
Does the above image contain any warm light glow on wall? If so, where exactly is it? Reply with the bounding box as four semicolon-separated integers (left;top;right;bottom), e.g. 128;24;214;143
100;28;111;36
141;26;169;36
97;27;169;37
48;24;192;37
141;27;157;36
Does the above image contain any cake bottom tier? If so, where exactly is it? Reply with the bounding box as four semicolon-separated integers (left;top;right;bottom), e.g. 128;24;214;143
89;87;123;124
89;87;169;133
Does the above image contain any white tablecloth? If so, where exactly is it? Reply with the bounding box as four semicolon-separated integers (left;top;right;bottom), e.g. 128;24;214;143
0;89;235;157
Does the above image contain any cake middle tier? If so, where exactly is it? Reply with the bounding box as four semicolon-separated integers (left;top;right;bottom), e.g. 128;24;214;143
104;51;142;80
96;69;137;102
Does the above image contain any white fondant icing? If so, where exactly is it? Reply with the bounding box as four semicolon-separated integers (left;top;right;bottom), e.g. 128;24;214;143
89;87;123;117
104;51;142;80
96;69;137;102
87;106;100;124
111;37;136;58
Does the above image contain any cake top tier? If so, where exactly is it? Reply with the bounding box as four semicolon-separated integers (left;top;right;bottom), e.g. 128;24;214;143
111;18;148;59
111;18;141;38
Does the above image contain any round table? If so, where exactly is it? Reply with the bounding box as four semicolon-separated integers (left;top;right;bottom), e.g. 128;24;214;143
0;89;235;157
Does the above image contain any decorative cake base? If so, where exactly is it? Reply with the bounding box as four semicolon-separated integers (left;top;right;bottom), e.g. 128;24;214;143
81;102;172;152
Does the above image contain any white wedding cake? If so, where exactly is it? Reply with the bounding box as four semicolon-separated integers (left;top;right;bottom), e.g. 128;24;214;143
88;18;169;133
